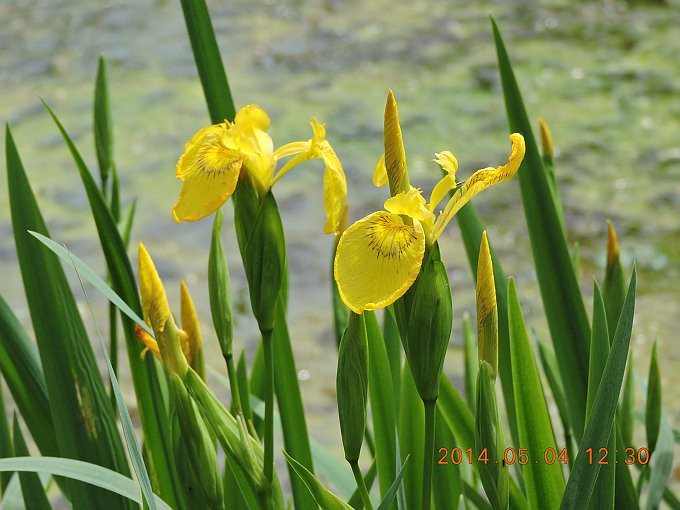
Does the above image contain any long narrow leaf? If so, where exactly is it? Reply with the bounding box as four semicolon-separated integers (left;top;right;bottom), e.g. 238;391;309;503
492;18;591;440
560;268;636;509
0;380;13;493
11;418;51;510
377;455;410;510
178;0;235;123
0;458;171;510
507;278;565;510
6;126;130;509
398;365;423;510
365;311;398;502
282;451;352;510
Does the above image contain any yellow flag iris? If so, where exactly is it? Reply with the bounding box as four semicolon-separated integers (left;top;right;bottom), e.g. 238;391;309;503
335;133;525;313
172;104;347;235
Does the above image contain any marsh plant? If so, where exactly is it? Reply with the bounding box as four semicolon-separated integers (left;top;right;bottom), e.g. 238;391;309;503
0;2;676;510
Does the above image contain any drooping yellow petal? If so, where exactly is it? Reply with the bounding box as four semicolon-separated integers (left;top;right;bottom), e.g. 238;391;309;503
429;150;459;210
432;133;526;240
372;154;388;187
135;324;160;361
173;130;244;223
180;281;203;374
384;90;410;195
384;187;434;223
334;211;425;313
138;243;172;334
271;118;347;235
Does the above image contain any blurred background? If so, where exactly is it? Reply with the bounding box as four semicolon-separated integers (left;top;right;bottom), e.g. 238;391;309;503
0;0;678;483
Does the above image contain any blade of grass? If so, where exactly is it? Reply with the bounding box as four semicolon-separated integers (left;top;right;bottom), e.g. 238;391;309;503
11;418;51;510
0;458;172;510
646;415;674;510
282;451;352;510
462;312;478;410
398;364;423;510
0;297;58;458
508;278;565;509
272;298;318;509
376;456;410;510
6;125;131;510
178;0;235;123
383;307;402;418
94;56;113;188
39;103;184;508
560;268;636;509
586;283;614;509
365;311;398;503
491;18;591;441
0;380;13;493
431;415;461;510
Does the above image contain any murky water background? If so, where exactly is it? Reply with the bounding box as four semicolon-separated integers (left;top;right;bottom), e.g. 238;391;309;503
1;0;679;491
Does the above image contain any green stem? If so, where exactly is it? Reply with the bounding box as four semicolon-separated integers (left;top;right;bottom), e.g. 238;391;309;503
351;462;373;510
262;328;275;496
108;291;118;411
224;353;242;415
422;398;437;510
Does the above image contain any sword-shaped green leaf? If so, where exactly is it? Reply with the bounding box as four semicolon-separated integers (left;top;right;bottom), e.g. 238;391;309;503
492;18;591;441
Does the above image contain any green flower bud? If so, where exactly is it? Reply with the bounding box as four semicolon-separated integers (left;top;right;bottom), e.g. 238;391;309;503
170;373;224;509
234;183;286;333
208;209;234;357
475;361;508;510
646;340;662;455
394;243;452;402
183;368;266;490
336;312;369;463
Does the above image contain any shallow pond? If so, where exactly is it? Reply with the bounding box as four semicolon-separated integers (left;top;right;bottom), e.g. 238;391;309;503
1;0;679;491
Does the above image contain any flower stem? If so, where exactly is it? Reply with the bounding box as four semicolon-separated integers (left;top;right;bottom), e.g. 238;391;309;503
350;461;373;510
262;328;275;491
224;353;242;415
421;398;437;510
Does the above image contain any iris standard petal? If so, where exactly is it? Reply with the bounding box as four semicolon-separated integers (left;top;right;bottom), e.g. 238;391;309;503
432;133;525;240
372;154;388;187
334;211;425;313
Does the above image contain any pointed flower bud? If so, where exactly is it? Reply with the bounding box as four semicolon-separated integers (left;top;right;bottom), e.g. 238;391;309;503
138;243;188;377
336;312;369;463
384;90;411;197
208;209;234;358
538;118;554;159
477;231;498;377
180;281;205;380
603;220;626;340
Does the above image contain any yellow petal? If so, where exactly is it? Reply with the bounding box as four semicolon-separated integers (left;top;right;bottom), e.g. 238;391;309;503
432;133;525;240
273;141;310;160
429;150;459;210
135;324;160;361
321;142;348;235
384;90;410;195
180;281;202;367
606;220;619;269
172;132;243;223
271;119;347;235
177;124;227;179
384;187;434;222
234;104;271;132
372;154;388;187
334;211;425;313
138;243;171;334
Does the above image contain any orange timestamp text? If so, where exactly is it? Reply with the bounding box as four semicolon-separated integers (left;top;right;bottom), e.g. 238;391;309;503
436;447;650;466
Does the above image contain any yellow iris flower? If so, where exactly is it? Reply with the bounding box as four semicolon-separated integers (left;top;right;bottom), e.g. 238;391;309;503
334;133;525;313
172;104;347;235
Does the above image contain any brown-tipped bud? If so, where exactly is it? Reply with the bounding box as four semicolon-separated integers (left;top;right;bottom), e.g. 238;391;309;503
384;90;410;197
180;281;205;379
539;118;554;158
476;232;498;377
